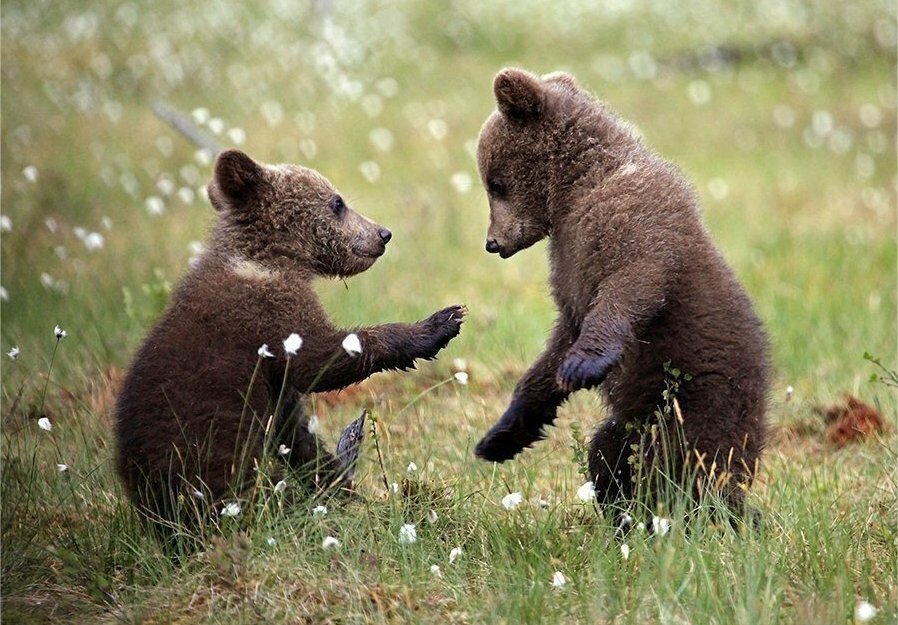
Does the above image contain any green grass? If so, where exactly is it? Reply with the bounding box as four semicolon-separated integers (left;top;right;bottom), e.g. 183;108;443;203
2;1;896;623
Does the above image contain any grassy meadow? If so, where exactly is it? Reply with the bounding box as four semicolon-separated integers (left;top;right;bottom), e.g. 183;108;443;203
2;1;897;623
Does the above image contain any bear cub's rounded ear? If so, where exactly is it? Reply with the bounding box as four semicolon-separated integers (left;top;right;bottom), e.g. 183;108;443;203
208;149;264;211
493;67;545;121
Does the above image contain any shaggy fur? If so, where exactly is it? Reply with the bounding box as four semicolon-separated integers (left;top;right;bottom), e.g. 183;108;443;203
474;68;769;515
115;149;465;527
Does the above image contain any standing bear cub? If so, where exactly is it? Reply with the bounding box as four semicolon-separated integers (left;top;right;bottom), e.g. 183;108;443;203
115;149;465;529
474;68;769;518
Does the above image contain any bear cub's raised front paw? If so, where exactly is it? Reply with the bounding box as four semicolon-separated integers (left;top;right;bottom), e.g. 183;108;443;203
419;304;466;358
557;348;621;392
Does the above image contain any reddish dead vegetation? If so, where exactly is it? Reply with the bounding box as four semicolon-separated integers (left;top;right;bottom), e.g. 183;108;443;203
821;394;886;447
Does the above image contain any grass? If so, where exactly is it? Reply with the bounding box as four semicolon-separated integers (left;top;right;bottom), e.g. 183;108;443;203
2;0;896;623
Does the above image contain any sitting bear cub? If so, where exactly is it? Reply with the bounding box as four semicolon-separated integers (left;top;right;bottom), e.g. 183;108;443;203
474;68;769;520
115;149;465;530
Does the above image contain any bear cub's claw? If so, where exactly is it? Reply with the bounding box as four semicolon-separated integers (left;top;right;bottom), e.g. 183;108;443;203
557;351;618;392
421;304;467;356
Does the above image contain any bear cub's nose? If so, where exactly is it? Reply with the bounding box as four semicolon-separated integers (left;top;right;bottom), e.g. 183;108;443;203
378;228;392;244
485;239;500;254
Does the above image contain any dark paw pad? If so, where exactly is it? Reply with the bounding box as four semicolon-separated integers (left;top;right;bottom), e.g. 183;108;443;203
557;352;617;391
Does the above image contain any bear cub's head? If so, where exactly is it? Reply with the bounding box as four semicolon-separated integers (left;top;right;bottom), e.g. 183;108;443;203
477;68;582;259
208;149;392;277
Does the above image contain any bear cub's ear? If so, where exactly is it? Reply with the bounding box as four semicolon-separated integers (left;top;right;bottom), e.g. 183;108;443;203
208;149;264;212
542;71;577;90
494;67;545;121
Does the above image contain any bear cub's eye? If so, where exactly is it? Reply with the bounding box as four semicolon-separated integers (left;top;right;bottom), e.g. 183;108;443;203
487;178;506;197
330;195;346;218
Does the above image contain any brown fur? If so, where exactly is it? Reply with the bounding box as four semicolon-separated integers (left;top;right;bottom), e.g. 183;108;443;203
115;149;465;528
474;68;769;517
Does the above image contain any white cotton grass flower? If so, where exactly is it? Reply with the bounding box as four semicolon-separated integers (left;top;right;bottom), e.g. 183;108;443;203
427;509;438;524
258;344;274;358
54;325;67;339
430;564;442;578
22;165;38;182
342;333;362;356
277;444;291;456
0;215;11;232
390;482;400;494
56;464;68;472
637;521;646;531
0;286;8;302
37;417;52;431
7;347;19;360
652;516;671;536
576;480;596;502
145;196;165;215
785;385;795;401
322;535;340;550
192;489;205;500
283;333;302;356
227;127;246;145
266;537;277;547
398;523;417;545
191;107;210;124
854;600;877;622
407;461;418;474
307;414;320;434
551;571;567;588
449;546;463;563
273;480;287;493
453;371;469;385
221;502;241;517
83;232;104;251
502;492;523;510
312;505;328;516
620;544;630;560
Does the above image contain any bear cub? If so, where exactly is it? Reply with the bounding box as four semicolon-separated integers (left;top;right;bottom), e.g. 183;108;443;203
115;149;465;529
474;68;769;519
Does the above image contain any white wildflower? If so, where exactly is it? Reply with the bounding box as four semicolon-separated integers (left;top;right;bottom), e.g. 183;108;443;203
636;522;646;531
398;523;417;545
101;216;113;230
221;502;241;517
45;217;58;233
390;482;400;494
283;333;302;356
427;509;438;524
54;325;67;339
57;464;68;472
145;196;165;215
307;414;320;434
312;505;328;516
854;600;877;622
0;286;7;301
576;480;596;502
407;461;418;474
502;492;523;510
452;357;467;371
450;171;472;194
358;160;380;183
258;344;274;358
266;537;276;547
191;107;210;124
551;571;567;588
7;347;19;360
83;232;105;251
23;165;38;182
207;117;225;135
652;516;671;536
785;385;794;401
430;564;442;578
37;417;52;431
73;227;87;240
620;543;630;560
0;215;11;232
277;444;291;456
341;333;362;356
449;546;463;563
227;127;246;145
453;371;469;385
177;186;195;204
273;480;287;493
322;535;340;550
192;489;205;499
